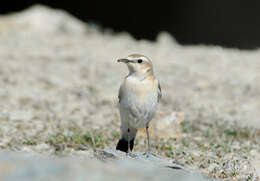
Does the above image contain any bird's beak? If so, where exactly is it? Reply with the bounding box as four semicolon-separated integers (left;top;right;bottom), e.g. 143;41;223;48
117;58;131;63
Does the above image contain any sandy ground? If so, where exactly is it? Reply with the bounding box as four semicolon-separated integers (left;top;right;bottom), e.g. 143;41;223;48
0;5;260;180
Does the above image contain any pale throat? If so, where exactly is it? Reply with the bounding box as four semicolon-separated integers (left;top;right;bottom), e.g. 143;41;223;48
127;67;153;80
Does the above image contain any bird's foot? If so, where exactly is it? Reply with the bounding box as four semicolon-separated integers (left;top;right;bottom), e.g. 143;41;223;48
126;151;136;158
143;149;156;158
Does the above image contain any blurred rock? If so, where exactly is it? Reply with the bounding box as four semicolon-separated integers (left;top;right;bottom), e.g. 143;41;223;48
0;151;209;181
0;5;87;34
156;31;179;47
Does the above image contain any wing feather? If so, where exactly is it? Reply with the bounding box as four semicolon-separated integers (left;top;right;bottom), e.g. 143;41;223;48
157;80;162;102
118;85;123;103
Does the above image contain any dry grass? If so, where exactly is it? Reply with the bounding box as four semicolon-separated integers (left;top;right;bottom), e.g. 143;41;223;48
6;117;257;180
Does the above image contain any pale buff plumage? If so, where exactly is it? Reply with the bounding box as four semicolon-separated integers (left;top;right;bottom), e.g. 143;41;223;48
116;54;161;154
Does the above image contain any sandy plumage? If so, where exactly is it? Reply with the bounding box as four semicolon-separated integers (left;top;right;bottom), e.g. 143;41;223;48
116;54;161;152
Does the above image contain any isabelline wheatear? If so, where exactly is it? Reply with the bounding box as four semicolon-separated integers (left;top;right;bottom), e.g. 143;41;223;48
116;54;161;154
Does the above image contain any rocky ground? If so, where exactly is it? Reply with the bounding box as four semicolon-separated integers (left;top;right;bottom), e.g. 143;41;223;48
0;5;260;180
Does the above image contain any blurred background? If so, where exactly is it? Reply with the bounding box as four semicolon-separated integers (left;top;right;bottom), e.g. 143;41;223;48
0;1;260;180
1;0;260;49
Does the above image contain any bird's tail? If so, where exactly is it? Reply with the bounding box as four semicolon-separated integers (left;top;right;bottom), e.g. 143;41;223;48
116;137;135;152
116;129;137;152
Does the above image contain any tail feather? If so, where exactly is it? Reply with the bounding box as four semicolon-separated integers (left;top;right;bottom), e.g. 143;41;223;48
116;138;135;152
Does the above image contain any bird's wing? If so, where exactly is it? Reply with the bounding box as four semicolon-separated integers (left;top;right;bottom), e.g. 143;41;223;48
118;85;123;103
157;79;162;102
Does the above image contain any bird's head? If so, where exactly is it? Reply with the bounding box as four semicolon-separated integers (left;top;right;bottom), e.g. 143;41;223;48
117;54;154;78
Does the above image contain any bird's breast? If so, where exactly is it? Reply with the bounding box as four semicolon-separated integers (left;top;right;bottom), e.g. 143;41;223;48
119;76;159;129
122;76;158;102
120;76;158;114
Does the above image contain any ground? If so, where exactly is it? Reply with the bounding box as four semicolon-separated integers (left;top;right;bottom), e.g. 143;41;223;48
0;5;260;180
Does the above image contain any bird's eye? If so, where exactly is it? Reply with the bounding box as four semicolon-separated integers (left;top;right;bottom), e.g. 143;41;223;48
137;59;142;63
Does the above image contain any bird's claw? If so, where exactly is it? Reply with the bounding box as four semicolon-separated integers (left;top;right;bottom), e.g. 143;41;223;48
143;150;156;158
126;151;135;157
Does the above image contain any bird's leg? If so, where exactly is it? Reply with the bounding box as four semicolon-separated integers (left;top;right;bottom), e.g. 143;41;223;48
144;124;151;156
126;128;130;156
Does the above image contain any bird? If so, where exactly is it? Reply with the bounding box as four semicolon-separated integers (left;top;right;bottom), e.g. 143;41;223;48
116;54;161;154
